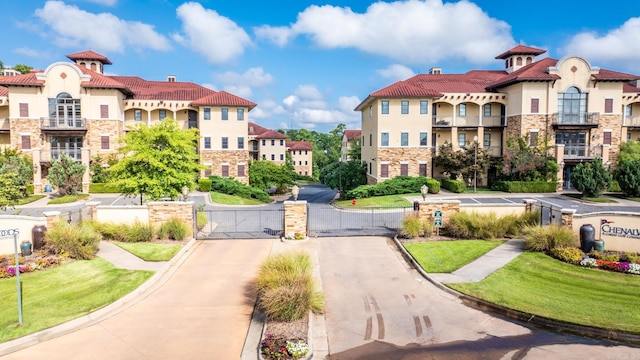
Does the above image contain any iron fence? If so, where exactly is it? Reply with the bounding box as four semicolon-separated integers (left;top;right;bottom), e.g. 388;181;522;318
197;208;284;239
308;204;412;237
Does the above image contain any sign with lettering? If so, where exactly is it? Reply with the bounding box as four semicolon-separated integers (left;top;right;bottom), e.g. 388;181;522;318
0;228;19;238
434;210;443;228
601;219;640;239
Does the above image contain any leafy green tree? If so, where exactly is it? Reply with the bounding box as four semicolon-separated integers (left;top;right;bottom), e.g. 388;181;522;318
89;154;118;183
107;118;202;201
13;64;33;74
614;158;640;197
570;158;612;198
498;135;557;182
0;171;23;209
618;139;640;164
434;142;491;184
321;159;366;192
47;153;86;196
0;148;33;197
249;159;295;192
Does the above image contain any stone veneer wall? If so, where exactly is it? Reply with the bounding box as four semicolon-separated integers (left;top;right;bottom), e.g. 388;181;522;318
148;202;194;237
377;147;432;180
9;118;40;149
598;114;623;166
200;150;250;184
505;115;522;142
283;200;307;236
415;200;460;226
88;119;123;155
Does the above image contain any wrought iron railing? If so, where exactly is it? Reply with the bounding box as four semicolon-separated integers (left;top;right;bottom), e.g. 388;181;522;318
562;145;602;159
551;112;599;125
40;117;87;130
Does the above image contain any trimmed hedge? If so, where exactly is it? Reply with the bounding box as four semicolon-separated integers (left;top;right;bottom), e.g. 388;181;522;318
344;176;440;199
89;182;120;193
209;176;271;203
441;179;466;193
492;181;556;193
26;184;34;195
198;178;212;192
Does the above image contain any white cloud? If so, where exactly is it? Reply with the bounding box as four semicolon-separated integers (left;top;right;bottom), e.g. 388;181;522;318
280;85;359;129
34;1;170;53
377;64;415;81
214;67;274;87
563;17;640;71
14;47;45;58
174;2;252;64
255;0;514;65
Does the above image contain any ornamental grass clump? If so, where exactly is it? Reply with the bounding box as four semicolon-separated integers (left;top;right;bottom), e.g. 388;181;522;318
522;224;577;252
444;211;539;239
255;251;323;322
45;220;101;260
158;218;189;240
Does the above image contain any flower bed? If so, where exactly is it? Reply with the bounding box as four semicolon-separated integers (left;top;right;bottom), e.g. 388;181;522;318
579;257;640;275
0;252;62;279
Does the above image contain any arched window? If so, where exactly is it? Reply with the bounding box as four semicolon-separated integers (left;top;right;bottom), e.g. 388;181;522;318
526;57;533;65
48;92;81;127
516;57;523;66
558;87;587;124
90;63;97;71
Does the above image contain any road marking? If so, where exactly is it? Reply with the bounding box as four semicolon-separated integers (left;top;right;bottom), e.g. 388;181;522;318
501;197;516;203
470;198;481;203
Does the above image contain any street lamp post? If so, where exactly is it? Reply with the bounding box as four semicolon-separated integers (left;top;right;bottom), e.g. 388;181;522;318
473;135;478;193
182;186;189;201
421;184;428;201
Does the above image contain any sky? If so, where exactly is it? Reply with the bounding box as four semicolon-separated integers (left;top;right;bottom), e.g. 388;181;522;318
2;0;640;133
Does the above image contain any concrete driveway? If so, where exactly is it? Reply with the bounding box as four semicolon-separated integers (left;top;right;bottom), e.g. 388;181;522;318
317;237;640;359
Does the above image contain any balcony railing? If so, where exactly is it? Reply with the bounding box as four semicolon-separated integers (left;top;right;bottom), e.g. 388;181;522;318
626;115;640;127
482;115;505;127
456;116;479;127
552;112;599;126
432;115;453;127
40;148;82;162
484;146;503;157
562;145;602;159
40;117;87;130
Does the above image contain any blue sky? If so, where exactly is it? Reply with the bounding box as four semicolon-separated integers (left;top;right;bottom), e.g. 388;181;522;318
2;0;640;132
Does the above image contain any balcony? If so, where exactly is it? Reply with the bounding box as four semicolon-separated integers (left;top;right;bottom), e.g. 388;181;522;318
562;145;602;160
626;115;640;129
482;115;505;127
40;148;82;163
552;113;599;129
432;115;453;127
456;116;480;128
40;117;87;132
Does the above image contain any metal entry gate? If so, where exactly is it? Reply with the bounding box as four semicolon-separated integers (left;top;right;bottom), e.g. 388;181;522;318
308;204;412;237
198;207;284;239
533;201;562;226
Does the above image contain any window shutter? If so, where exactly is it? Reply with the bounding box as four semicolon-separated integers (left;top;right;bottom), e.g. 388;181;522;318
21;135;31;149
381;164;389;178
101;135;110;150
419;163;427;176
238;164;245;177
100;105;109;119
531;98;539;113
603;132;612;145
400;164;408;176
19;103;29;117
604;98;613;113
222;165;229;177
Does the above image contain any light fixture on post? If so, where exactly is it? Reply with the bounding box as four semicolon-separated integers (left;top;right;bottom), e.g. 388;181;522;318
182;185;189;201
291;184;300;201
605;161;611;171
421;184;428;201
473;135;478;193
33;164;38;173
560;161;565;170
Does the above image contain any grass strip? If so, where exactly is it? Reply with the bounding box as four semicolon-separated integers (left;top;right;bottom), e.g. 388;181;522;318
114;241;183;261
0;258;153;342
48;194;90;204
450;252;640;334
210;192;266;205
403;240;505;273
334;194;414;207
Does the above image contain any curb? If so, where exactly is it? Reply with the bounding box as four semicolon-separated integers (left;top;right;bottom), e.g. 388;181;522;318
391;235;640;346
0;238;199;356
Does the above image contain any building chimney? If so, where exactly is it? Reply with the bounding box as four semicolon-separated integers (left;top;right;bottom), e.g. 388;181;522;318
429;67;442;75
167;75;176;82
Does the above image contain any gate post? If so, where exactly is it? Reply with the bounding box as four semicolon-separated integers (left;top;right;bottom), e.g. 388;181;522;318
561;209;576;228
284;200;308;239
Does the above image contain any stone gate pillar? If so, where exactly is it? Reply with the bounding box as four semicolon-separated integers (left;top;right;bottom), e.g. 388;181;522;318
284;200;307;238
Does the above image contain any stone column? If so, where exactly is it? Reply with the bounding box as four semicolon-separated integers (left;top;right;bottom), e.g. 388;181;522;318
560;209;576;229
81;147;91;193
32;148;43;194
43;211;61;229
555;144;565;192
86;201;100;221
523;199;537;213
148;201;195;237
416;200;461;226
284;200;307;238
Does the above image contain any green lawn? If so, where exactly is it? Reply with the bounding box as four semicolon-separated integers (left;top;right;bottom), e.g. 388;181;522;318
0;259;153;342
403;240;505;273
334;194;414;207
48;193;90;204
450;252;640;334
563;193;617;203
210;192;267;205
114;241;183;261
16;195;46;205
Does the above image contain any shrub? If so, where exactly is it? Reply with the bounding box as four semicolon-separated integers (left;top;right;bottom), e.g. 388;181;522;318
571;158;612;198
45;220;101;260
89;183;120;193
255;251;323;322
26;184;34;195
196;211;208;231
344;176;440;199
425;178;440;193
550;247;584;265
158;218;190;240
614;158;640;197
209;176;271;203
441;179;466;193
492;181;557;193
608;179;622;193
444;211;537;239
400;213;422;238
124;221;155;242
522;225;577;252
198;178;212;192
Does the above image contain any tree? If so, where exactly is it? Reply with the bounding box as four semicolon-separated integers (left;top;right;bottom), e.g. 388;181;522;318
321;159;366;192
434;142;491;184
107;118;202;201
618;139;640;164
13;64;33;74
570;158;612;198
47;154;86;196
498;135;557;182
89;154;117;183
0;148;33;197
0;171;23;209
249;159;295;192
614;158;640;197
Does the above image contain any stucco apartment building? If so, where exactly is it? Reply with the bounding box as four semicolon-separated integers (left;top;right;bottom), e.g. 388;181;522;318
355;45;640;190
248;122;313;177
0;50;256;192
341;129;361;162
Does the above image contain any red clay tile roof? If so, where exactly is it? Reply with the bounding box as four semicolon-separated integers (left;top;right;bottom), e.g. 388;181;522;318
287;141;313;151
592;69;639;81
344;129;361;140
370;81;443;98
66;50;112;64
77;67;133;95
495;45;546;59
256;129;289;139
0;86;7;97
0;72;45;86
623;82;640;93
191;91;257;109
486;57;560;89
111;76;215;101
405;70;507;93
248;122;270;136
